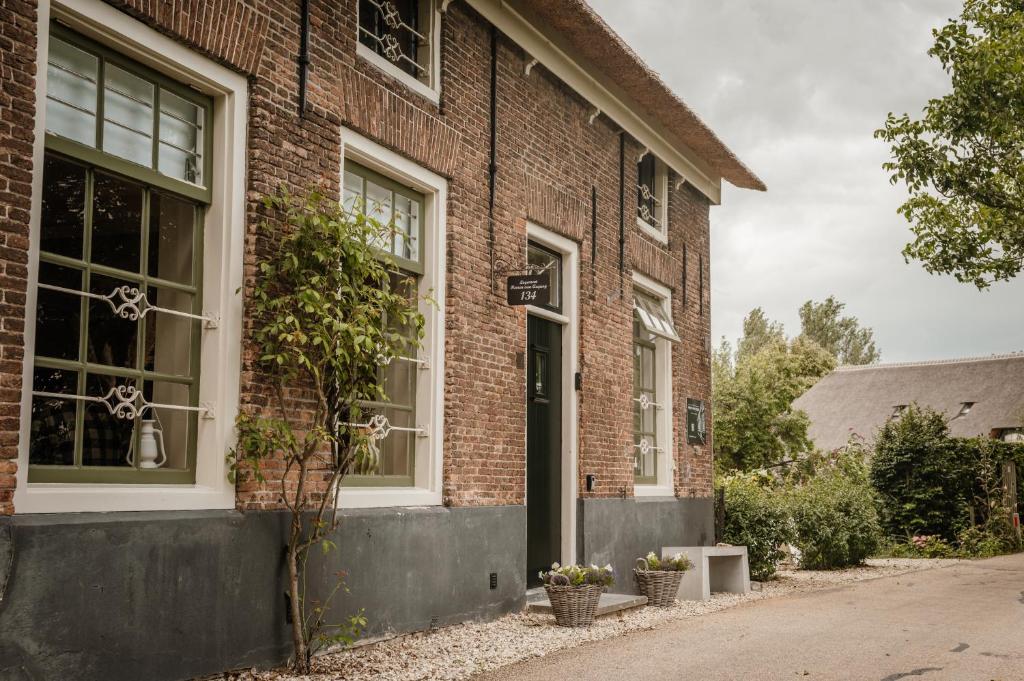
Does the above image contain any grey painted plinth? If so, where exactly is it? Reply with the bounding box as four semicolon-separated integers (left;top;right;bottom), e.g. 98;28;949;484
662;546;750;601
576;496;714;596
526;592;648;617
0;506;525;681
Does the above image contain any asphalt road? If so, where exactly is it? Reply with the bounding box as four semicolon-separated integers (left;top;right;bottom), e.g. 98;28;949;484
474;553;1024;681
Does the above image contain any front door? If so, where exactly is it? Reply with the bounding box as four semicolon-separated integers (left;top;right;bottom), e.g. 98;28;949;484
527;314;562;587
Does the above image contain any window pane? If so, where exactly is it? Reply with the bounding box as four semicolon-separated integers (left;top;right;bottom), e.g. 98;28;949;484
158;144;201;185
159;91;204;186
148;192;195;285
379;408;412;476
343;170;364;214
527;243;561;310
30;367;78;466
87;274;140;370
365;179;393;252
35;262;82;361
91;173;143;273
393;194;419;262
81;373;135;467
103;65;154;167
143;286;195;377
40;154;86;259
145;381;192;470
46;38;98;146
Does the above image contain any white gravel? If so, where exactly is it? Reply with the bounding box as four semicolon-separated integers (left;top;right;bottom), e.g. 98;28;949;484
210;558;959;681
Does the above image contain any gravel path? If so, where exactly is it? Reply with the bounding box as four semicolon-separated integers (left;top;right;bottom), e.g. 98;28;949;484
211;559;959;681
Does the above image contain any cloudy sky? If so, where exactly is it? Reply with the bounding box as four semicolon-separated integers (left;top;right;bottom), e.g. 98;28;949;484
588;0;1024;363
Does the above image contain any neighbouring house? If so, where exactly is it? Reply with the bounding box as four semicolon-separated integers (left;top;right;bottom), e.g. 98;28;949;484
794;353;1024;452
0;1;763;679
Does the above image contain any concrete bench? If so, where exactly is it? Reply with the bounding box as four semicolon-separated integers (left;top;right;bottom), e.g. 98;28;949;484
661;546;750;602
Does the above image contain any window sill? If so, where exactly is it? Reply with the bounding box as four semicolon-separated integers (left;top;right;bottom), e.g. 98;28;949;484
636;216;668;245
336;485;442;509
14;483;235;514
634;483;674;498
356;43;440;106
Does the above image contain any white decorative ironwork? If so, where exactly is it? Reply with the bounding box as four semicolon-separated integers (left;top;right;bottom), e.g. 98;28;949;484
33;384;213;420
634;394;662;411
360;0;429;75
343;413;426;440
38;282;218;327
637;182;660;204
634;438;662;456
375;352;429;369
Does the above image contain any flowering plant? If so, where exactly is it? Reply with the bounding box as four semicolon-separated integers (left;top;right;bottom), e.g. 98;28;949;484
539;563;615;588
640;551;693;572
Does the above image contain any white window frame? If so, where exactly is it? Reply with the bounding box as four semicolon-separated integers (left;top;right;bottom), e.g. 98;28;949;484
14;0;247;513
632;272;674;496
636;153;669;244
337;127;446;508
356;0;442;105
525;223;579;568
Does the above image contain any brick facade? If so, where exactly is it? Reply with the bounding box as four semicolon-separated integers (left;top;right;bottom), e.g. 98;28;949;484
0;0;717;514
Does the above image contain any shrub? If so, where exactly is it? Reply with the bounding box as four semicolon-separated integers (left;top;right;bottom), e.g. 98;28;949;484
956;526;1011;558
719;474;793;580
870;405;969;541
788;469;881;569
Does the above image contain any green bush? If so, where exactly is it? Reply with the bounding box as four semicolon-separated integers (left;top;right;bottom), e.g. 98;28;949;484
788;469;881;569
870;406;969;541
719;474;793;580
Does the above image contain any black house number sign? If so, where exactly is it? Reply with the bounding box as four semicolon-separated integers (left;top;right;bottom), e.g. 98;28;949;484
506;272;551;306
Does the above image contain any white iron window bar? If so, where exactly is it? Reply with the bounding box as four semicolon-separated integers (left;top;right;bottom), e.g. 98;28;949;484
375;352;430;369
633;394;663;411
636;182;662;227
33;383;212;420
37;282;218;327
634;438;663;456
359;0;429;75
343;413;426;440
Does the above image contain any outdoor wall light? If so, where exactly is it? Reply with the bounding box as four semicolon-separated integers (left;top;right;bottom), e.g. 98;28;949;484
586;474;596;492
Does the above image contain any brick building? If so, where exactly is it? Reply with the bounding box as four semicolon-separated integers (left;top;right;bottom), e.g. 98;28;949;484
0;0;763;678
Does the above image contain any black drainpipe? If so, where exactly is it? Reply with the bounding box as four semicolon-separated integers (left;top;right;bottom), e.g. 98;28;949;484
590;185;597;297
298;0;311;117
487;25;498;286
682;242;688;308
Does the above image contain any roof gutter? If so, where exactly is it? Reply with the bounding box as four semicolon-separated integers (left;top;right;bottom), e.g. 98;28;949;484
461;0;723;204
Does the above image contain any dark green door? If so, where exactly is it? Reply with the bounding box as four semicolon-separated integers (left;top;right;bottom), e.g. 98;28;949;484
527;315;562;587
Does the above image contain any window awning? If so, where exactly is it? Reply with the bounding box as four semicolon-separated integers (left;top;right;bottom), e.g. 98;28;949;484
634;293;680;343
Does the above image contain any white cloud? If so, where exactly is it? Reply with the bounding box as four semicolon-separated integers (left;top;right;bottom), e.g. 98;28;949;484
589;0;1024;362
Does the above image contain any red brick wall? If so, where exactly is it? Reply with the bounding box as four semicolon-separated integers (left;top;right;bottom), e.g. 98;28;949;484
0;0;715;514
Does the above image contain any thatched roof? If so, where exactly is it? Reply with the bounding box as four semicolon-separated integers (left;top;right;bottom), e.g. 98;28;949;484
513;0;765;192
792;353;1024;452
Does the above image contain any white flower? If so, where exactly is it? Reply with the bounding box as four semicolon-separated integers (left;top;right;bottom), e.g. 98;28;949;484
551;562;560;570
537;571;544;579
590;564;598;570
603;563;613;572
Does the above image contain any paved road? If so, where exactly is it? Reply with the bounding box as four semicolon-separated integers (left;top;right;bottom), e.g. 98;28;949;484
475;554;1024;681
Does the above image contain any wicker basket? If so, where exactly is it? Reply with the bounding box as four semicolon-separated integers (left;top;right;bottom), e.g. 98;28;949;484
544;583;604;627
634;557;684;607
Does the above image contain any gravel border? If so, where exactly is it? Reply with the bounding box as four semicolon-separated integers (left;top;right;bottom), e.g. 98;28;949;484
213;558;959;681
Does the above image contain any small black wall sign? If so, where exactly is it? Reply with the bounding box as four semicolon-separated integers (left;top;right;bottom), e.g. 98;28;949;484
506;271;551;306
686;398;707;445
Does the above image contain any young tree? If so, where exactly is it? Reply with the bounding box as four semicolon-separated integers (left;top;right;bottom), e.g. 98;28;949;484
798;296;880;365
229;191;424;671
875;0;1024;288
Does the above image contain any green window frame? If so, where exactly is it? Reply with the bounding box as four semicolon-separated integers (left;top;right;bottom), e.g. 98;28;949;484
28;26;210;484
633;312;659;484
342;162;426;487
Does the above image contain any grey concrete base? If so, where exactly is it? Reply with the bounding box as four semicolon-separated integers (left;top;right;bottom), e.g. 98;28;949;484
0;506;525;681
526;592;648;617
662;545;750;601
576;497;713;596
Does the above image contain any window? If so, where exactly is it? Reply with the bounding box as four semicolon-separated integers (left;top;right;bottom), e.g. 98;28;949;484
28;26;212;485
632;286;679;487
357;0;439;100
527;241;562;313
637;153;667;240
342;161;425;487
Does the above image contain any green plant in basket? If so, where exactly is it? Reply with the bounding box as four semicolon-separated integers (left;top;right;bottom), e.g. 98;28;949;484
539;563;615;588
642;551;693;572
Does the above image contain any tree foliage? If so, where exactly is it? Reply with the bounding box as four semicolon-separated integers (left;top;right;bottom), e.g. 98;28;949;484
713;333;835;471
718;473;794;581
798;296;880;365
875;0;1024;287
228;190;424;670
736;307;785;363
